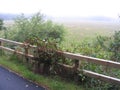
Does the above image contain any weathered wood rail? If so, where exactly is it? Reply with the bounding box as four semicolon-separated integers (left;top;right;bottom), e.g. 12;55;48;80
0;38;120;85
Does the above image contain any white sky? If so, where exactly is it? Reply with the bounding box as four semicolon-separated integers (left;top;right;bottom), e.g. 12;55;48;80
0;0;120;18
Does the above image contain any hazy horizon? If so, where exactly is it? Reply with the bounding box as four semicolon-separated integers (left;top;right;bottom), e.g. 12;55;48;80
0;0;120;19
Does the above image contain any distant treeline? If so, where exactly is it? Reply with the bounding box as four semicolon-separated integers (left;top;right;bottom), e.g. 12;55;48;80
0;13;116;22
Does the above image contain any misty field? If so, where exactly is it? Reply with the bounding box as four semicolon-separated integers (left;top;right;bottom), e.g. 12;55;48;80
60;21;119;51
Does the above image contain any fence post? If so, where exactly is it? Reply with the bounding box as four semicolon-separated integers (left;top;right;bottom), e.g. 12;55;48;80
73;59;79;71
73;59;80;82
24;45;29;63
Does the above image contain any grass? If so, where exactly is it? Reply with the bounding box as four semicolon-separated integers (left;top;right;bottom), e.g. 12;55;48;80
0;55;84;90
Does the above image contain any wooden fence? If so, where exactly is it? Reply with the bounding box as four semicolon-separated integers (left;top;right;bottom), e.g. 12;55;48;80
0;38;120;85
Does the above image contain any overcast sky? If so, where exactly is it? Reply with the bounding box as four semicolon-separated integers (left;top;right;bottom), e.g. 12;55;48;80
0;0;120;18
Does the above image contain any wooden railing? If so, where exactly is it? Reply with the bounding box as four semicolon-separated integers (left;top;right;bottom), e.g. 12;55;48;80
0;38;120;85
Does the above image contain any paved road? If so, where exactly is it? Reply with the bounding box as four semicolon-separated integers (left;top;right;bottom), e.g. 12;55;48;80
0;66;45;90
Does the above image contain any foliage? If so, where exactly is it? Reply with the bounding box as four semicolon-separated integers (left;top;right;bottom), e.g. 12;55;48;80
9;12;65;43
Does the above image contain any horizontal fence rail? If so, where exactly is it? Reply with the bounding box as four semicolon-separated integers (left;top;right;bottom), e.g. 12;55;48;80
0;38;23;46
0;38;120;85
0;38;36;48
61;52;120;69
0;46;34;58
83;70;120;85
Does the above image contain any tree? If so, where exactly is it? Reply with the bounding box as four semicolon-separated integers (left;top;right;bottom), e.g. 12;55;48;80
0;19;3;30
109;31;120;61
11;12;65;43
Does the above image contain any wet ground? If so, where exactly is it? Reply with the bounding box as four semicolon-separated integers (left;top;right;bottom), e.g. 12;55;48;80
0;66;45;90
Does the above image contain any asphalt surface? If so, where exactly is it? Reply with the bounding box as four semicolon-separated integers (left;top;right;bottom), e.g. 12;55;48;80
0;66;45;90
